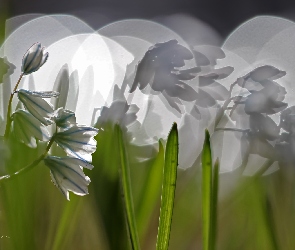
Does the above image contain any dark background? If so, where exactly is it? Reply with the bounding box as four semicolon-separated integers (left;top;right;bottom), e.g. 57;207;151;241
2;0;295;39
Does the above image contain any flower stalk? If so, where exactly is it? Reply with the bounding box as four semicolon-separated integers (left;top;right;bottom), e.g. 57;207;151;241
0;135;54;183
4;73;24;139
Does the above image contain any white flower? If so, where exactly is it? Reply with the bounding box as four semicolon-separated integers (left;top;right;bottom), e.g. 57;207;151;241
54;108;76;129
22;43;49;75
11;110;50;148
53;125;98;160
17;89;59;125
95;100;138;129
44;156;93;200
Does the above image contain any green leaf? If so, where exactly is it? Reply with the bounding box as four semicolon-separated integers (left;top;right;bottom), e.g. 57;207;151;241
156;122;178;250
115;124;140;250
211;158;219;250
136;140;164;239
202;129;213;250
51;196;82;250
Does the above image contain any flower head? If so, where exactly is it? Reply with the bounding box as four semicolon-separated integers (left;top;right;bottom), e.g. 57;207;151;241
54;125;98;161
129;40;199;113
44;156;93;200
235;65;287;115
11;110;50;148
22;43;49;75
17;89;59;125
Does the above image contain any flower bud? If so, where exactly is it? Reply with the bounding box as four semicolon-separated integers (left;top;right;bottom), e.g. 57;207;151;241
22;43;48;75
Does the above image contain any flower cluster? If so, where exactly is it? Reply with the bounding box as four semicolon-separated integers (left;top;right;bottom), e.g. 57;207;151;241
6;43;98;200
224;65;294;170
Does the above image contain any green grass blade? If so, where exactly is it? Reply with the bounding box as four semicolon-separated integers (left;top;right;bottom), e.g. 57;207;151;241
202;129;213;250
136;140;164;239
116;124;140;250
51;197;82;250
211;158;219;250
250;179;280;250
156;122;178;250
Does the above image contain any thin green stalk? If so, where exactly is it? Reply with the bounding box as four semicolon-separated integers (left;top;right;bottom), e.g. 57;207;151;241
202;129;213;250
0;0;10;44
249;179;279;250
263;195;280;250
115;124;140;250
211;158;219;250
0;136;54;183
4;73;24;139
52;196;82;250
156;122;178;250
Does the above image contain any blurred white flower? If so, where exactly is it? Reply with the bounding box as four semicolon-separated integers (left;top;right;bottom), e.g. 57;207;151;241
22;43;48;75
44;156;93;200
129;40;199;113
53;125;98;161
54;108;76;129
0;57;15;84
17;89;59;125
11;110;50;148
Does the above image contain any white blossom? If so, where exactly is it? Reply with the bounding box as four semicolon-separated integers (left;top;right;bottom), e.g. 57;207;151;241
44;156;93;200
17;89;59;125
53;125;98;161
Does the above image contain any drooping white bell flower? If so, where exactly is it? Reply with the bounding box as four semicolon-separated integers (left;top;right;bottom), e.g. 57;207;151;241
22;43;48;75
44;156;93;200
53;125;98;161
17;89;59;125
11;109;50;148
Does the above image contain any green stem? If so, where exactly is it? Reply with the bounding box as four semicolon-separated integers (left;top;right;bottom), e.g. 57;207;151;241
214;81;237;128
4;73;24;139
0;136;54;183
115;124;140;250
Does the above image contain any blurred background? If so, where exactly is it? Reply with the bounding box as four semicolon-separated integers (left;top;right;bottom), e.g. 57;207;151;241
1;1;295;250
